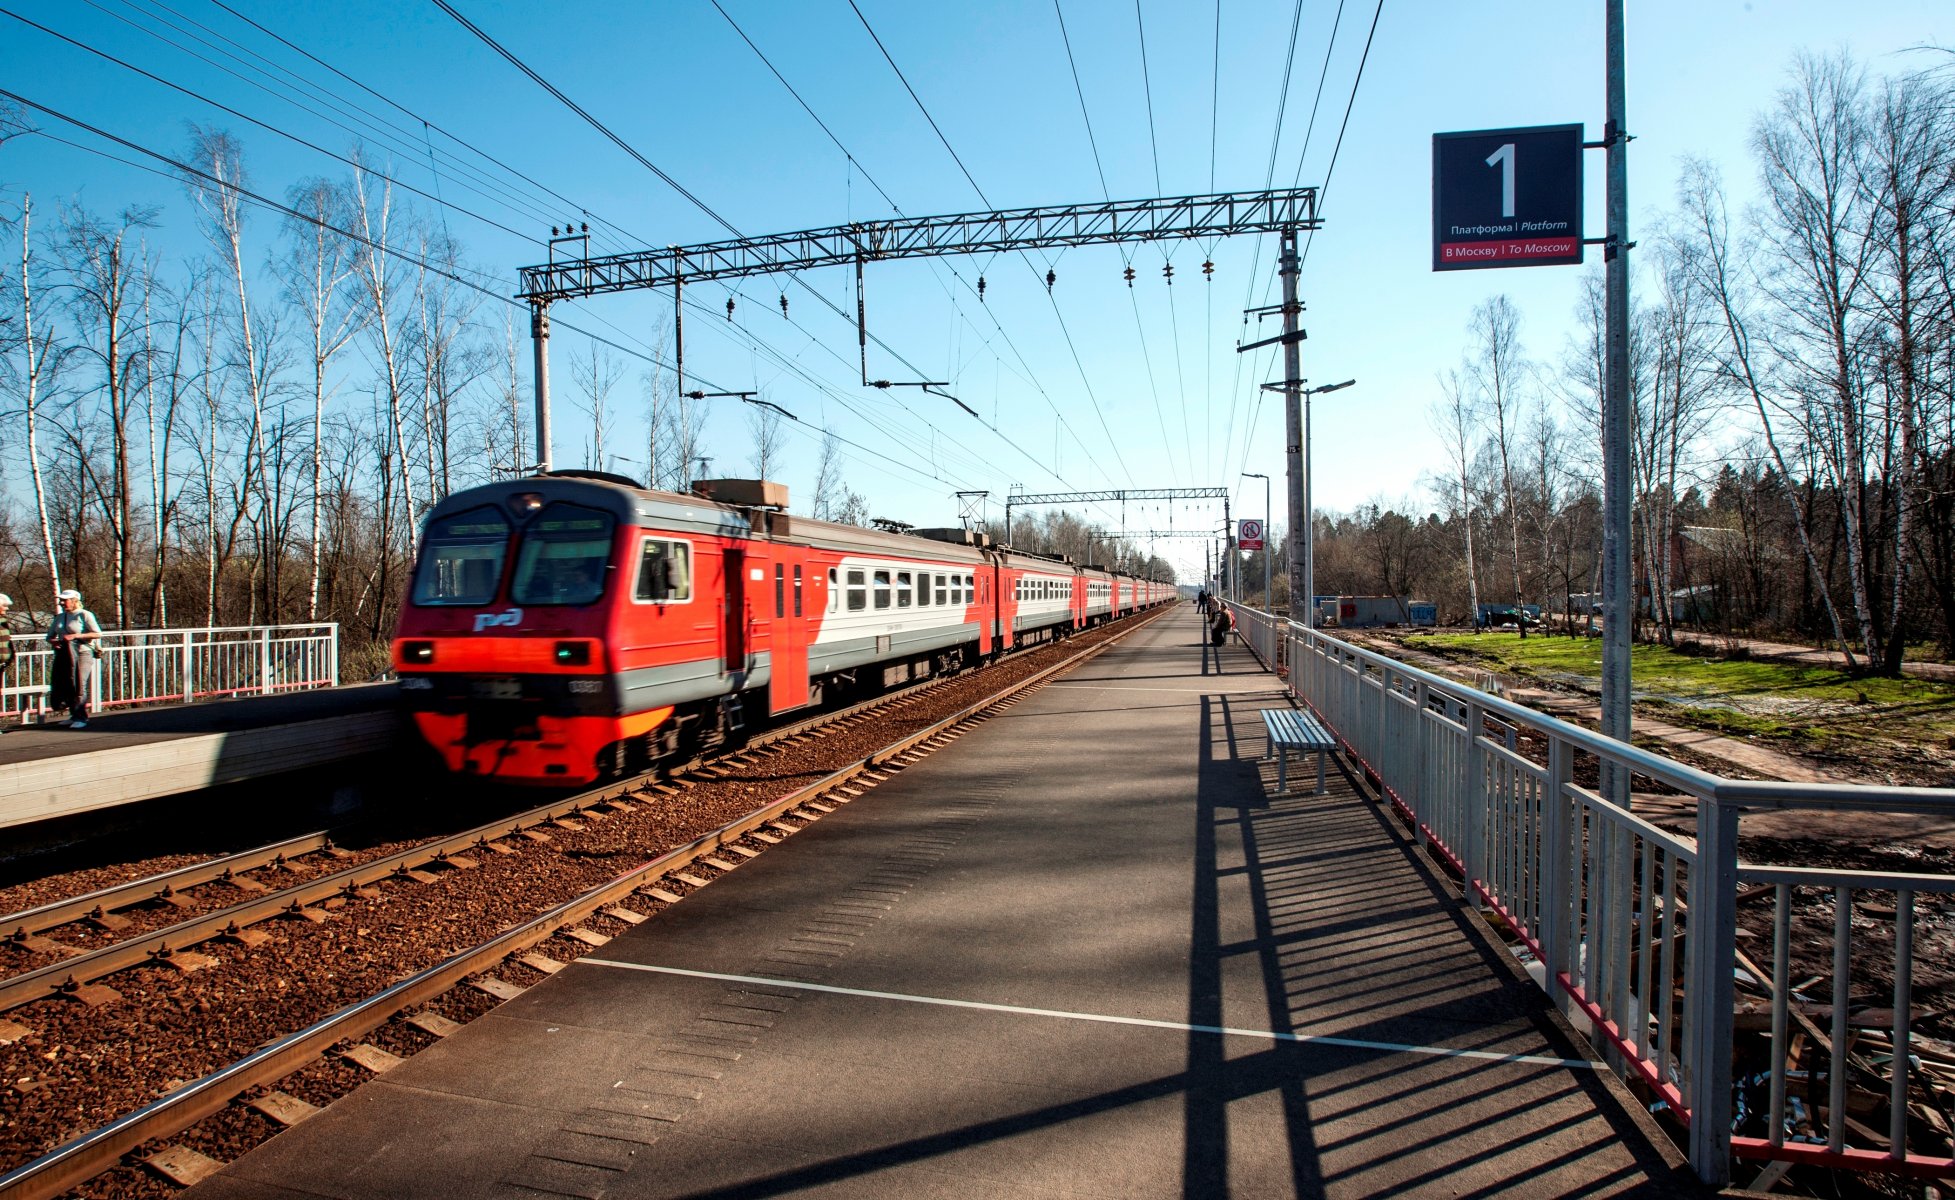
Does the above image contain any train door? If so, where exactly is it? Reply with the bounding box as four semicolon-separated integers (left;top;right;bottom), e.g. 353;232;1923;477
974;568;993;656
999;566;1016;650
722;547;748;675
768;550;810;715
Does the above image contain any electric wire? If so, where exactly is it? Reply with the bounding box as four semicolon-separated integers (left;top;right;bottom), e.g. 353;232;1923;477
1051;0;1180;486
1301;0;1385;270
0;5;539;248
434;0;1104;510
88;0;596;251
0;87;965;500
205;0;649;252
846;0;1136;492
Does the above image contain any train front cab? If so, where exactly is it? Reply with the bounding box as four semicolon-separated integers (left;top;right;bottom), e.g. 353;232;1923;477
394;480;746;784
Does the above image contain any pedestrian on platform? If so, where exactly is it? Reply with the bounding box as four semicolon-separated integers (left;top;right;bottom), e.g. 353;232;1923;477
46;589;101;729
1209;604;1233;647
0;594;16;732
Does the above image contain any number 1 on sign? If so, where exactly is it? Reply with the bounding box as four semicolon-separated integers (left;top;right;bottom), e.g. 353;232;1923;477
1485;143;1516;219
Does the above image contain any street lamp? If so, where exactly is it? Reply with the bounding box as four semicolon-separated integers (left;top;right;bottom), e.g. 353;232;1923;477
1300;379;1355;626
1242;473;1270;612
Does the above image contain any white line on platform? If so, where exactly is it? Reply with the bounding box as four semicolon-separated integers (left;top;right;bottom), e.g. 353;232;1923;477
580;960;1600;1071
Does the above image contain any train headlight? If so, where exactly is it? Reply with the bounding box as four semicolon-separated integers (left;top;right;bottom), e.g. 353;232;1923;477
512;492;544;516
553;641;591;666
402;640;435;664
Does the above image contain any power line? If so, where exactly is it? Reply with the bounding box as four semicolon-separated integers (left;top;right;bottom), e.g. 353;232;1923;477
843;0;991;209
0;5;539;247
1302;0;1386;269
92;0;591;248
1134;0;1164;197
433;0;1108;508
202;0;646;251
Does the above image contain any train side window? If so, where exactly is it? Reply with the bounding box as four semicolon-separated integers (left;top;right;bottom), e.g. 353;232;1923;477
847;569;867;612
915;573;929;607
828;568;839;613
896;571;912;608
633;538;692;603
794;566;803;617
412;505;509;606
874;570;891;610
775;563;784;617
935;575;948;606
967;574;977;601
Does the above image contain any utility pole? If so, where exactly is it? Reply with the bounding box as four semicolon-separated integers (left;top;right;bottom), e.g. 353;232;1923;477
1280;229;1305;624
1601;0;1632;807
529;301;552;473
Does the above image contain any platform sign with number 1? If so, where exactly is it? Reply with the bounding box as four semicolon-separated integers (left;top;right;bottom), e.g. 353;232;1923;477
1432;124;1584;271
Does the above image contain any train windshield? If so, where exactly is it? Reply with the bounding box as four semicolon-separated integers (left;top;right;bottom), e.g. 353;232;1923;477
511;503;615;606
412;506;510;606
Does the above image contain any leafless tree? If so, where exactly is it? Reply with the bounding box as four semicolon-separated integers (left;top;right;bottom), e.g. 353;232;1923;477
3;194;65;604
1677;158;1856;662
747;402;784;480
1466;295;1532;632
278;177;363;620
1429;368;1481;625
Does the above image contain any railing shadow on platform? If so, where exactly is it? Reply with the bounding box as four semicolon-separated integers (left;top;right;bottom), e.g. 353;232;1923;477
1223;599;1955;1188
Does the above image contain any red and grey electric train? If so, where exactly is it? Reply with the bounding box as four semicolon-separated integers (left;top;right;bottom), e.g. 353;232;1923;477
392;472;1172;784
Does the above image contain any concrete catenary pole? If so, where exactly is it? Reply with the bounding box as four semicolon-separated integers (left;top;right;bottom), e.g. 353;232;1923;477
1280;230;1305;623
1601;0;1633;805
529;300;553;473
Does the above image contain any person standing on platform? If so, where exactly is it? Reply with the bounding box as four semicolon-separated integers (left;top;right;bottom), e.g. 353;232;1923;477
46;589;102;729
0;594;16;733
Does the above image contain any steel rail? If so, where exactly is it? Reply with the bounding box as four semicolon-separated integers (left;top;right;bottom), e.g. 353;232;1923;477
0;832;338;940
0;653;994;1011
0;605;1164;1199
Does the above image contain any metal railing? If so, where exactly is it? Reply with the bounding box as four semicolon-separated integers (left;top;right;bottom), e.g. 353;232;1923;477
1225;601;1955;1186
2;624;339;718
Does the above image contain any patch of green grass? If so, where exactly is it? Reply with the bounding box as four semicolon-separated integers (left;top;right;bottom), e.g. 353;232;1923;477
1418;631;1955;709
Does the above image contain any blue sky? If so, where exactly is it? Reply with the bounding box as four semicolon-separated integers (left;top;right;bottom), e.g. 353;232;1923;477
2;0;1948;580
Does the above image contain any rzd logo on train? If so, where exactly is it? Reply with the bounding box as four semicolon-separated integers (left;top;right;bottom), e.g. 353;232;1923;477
473;607;524;632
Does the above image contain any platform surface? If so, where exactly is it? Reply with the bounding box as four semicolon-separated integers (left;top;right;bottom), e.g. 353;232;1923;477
0;684;405;827
187;612;1701;1199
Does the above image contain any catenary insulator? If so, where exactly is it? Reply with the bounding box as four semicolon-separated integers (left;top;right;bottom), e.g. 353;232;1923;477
1162;263;1174;286
1123;265;1135;287
779;294;789;316
1045;269;1056;292
726;298;735;320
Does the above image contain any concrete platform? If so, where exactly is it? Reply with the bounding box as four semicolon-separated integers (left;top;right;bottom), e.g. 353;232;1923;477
186;613;1702;1199
0;684;406;828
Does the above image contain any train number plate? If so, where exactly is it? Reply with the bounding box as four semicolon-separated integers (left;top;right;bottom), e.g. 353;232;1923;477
469;678;522;701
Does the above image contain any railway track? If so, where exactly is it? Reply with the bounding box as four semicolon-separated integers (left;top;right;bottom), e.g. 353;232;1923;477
0;606;1165;1199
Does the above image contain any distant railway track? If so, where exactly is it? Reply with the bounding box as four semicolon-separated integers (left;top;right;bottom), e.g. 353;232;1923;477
0;606;1165;1199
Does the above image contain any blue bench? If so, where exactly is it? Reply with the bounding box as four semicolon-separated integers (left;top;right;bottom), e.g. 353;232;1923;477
1260;708;1339;795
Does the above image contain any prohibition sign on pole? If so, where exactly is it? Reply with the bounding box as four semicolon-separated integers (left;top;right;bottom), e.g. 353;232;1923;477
1239;519;1265;551
1432;124;1584;270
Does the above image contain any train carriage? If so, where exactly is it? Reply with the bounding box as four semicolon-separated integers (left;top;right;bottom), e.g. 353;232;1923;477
394;472;1168;785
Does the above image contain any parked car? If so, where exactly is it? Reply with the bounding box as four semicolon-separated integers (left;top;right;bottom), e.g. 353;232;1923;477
1480;606;1542;630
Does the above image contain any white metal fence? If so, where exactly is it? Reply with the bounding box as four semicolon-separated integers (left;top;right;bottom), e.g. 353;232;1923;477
2;624;339;718
1226;601;1955;1186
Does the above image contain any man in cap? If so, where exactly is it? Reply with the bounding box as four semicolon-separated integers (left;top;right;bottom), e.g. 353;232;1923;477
46;589;101;729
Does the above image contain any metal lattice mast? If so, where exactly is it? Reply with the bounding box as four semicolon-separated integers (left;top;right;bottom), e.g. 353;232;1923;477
517;189;1319;470
1003;487;1232;547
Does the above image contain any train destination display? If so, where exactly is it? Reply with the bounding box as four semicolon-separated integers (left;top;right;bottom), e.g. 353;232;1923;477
1431;124;1583;271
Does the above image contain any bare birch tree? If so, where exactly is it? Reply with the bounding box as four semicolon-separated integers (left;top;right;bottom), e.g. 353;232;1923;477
278;177;363;620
